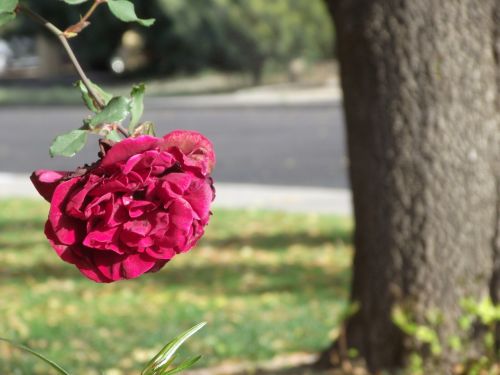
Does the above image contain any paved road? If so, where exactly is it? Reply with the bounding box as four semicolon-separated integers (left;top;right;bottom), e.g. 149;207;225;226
0;102;348;188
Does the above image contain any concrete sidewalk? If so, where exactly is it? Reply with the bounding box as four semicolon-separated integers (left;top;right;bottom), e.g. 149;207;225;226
0;173;352;216
145;82;343;109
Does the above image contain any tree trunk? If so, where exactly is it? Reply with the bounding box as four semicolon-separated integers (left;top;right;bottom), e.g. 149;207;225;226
321;0;500;372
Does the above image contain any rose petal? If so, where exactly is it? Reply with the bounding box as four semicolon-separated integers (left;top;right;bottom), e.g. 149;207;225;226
121;253;157;279
31;170;69;202
101;136;159;168
90;179;131;196
146;245;176;260
165;173;193;194
103;199;128;227
156;173;193;202
120;219;153;248
122;154;143;174
78;264;112;283
90;251;124;282
123;219;152;236
83;226;123;254
127;200;156;218
48;178;85;245
169;199;194;231
165;227;188;252
162;130;216;175
44;221;80;264
66;175;102;219
184;178;214;220
84;193;113;219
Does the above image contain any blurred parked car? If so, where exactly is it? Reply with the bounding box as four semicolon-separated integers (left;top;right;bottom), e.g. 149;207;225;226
0;39;13;74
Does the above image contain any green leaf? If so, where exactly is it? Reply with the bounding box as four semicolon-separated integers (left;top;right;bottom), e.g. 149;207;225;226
164;356;202;375
458;315;473;331
89;96;130;128
76;81;98;112
448;335;463;352
62;0;89;4
129;83;145;132
142;322;206;375
89;81;113;106
0;0;17;27
392;307;417;335
0;338;70;375
50;129;88;157
0;11;15;27
415;326;438;345
107;0;155;26
75;80;114;113
0;0;18;13
106;129;122;142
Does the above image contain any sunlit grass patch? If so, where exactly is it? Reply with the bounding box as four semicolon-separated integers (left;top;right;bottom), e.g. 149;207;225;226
0;199;353;374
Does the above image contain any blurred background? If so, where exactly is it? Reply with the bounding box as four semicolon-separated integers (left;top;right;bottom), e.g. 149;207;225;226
0;0;348;191
0;1;352;374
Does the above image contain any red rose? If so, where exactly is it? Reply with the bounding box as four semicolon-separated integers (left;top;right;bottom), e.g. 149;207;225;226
31;130;216;283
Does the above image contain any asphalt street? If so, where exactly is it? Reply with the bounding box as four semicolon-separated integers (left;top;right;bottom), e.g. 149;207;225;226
0;102;348;188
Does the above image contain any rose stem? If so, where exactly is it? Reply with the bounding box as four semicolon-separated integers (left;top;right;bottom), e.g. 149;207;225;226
16;4;105;110
64;0;106;36
115;125;129;138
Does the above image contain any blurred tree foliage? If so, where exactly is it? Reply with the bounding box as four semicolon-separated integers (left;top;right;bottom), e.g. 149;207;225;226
7;0;333;79
156;0;334;81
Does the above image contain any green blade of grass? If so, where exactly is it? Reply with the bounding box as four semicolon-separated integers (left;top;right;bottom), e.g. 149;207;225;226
0;337;70;375
142;322;206;375
163;355;202;375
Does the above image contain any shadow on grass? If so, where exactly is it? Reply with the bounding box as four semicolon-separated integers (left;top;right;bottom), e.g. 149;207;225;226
0;215;352;298
0;258;351;298
0;218;46;231
187;356;339;375
206;230;352;251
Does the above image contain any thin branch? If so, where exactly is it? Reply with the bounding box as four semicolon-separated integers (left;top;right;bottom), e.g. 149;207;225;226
16;4;105;109
58;37;105;108
64;0;106;37
115;124;129;138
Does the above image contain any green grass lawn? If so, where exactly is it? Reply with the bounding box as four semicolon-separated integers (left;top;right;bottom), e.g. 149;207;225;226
0;199;353;375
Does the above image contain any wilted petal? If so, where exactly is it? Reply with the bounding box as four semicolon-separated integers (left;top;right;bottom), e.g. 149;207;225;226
31;170;69;202
162;130;216;175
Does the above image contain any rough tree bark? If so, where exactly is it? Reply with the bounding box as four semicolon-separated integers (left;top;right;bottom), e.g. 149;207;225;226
320;0;500;372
